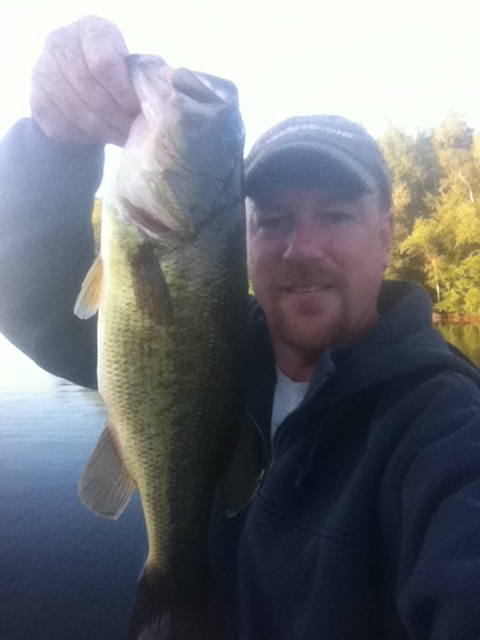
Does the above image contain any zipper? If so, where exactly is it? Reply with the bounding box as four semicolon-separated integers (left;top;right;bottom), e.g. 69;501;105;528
270;352;337;465
247;410;271;467
270;402;308;467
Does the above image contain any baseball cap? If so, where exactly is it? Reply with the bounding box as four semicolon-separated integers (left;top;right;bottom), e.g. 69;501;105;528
244;115;392;208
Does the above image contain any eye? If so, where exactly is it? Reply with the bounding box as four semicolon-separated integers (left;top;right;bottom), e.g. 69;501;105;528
254;209;291;233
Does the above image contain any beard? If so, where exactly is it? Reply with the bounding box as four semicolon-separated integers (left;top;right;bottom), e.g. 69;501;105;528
269;303;338;357
265;267;343;358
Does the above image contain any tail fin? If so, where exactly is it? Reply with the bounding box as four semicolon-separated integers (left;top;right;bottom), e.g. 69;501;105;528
129;571;226;640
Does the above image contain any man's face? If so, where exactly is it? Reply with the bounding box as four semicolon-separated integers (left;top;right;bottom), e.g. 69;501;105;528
246;185;393;364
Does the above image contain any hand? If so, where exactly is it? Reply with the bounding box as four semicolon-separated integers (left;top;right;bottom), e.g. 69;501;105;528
30;15;141;147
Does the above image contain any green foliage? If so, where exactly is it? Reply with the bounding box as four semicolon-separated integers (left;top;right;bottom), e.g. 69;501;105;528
379;116;480;314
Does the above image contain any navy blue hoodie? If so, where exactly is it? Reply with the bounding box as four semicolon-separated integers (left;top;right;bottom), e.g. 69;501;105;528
2;120;480;639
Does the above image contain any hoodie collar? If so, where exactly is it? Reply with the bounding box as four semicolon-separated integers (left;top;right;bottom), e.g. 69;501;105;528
248;280;480;419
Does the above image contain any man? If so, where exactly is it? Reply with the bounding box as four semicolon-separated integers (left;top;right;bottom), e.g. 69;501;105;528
2;15;480;640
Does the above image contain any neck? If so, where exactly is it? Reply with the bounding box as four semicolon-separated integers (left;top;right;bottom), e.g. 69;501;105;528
273;342;322;382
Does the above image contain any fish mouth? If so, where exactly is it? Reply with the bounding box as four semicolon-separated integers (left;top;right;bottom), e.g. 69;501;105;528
171;68;220;104
171;67;239;108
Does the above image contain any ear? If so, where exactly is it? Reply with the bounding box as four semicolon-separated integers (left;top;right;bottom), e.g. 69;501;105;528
380;212;394;270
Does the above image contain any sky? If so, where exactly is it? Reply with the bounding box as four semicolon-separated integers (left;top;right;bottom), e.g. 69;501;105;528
0;0;480;373
2;0;480;154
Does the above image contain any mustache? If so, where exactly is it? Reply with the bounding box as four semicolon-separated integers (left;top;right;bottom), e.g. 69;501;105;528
277;264;335;289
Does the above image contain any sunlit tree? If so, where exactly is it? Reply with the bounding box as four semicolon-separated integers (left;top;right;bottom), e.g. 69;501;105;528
398;117;480;312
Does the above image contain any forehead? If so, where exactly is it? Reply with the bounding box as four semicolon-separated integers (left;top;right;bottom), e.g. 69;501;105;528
247;185;381;213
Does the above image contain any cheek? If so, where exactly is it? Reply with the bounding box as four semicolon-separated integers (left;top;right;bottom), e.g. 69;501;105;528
247;237;280;280
247;238;266;295
329;233;387;285
246;236;259;276
247;239;288;309
327;237;363;267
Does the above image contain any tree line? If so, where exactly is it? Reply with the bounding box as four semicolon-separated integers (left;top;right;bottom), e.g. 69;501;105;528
378;116;480;314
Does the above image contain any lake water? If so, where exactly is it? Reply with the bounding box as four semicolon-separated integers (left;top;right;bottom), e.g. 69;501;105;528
0;335;147;640
434;322;480;366
1;324;480;639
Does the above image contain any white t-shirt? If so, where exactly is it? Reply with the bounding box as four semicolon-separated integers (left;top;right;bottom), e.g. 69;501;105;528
271;366;309;440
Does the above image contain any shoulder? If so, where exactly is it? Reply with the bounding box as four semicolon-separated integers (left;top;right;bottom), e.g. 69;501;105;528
388;368;480;425
376;368;480;453
378;369;480;511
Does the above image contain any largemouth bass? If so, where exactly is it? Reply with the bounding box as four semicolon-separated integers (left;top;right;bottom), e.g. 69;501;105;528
74;54;247;639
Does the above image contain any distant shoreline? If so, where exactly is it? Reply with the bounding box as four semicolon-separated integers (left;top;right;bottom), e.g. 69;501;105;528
433;313;480;326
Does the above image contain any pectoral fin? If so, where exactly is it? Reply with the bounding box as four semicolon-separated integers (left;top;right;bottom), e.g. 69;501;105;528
130;243;174;325
74;254;103;319
79;421;136;520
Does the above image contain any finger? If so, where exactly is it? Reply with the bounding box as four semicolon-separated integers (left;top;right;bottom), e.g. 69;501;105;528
78;16;141;116
43;20;137;140
51;45;134;143
31;59;128;147
30;86;99;146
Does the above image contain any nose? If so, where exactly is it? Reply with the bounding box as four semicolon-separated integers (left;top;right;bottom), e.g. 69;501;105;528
283;219;326;261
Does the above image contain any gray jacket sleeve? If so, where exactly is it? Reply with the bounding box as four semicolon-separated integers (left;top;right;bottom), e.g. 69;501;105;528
0;118;105;388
